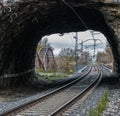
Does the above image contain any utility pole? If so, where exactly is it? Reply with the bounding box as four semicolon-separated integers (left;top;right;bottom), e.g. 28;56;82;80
91;31;96;58
79;40;83;53
90;30;102;59
74;32;78;72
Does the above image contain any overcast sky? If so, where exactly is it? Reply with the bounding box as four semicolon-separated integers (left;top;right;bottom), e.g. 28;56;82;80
41;30;107;56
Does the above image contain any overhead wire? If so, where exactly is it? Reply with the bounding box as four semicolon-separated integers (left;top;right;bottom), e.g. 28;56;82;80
61;0;105;50
61;0;106;48
61;0;96;51
61;0;89;30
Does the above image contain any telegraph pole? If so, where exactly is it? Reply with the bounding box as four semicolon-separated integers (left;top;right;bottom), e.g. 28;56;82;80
91;31;96;58
79;40;83;53
74;32;78;72
90;30;102;59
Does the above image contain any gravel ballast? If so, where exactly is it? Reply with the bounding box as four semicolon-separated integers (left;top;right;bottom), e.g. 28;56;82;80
0;66;88;115
64;68;120;116
0;66;120;116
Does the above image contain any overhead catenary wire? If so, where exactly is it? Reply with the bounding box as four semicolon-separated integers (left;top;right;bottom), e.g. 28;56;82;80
61;0;105;46
61;0;89;30
60;0;91;67
61;0;99;50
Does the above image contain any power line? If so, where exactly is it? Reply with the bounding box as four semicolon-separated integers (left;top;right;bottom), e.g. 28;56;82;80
61;0;105;62
61;0;89;30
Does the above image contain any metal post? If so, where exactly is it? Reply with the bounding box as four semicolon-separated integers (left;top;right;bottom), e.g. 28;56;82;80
91;31;95;58
81;40;83;53
74;32;78;72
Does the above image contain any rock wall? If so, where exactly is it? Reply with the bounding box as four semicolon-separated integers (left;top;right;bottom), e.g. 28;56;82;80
99;3;120;74
0;0;120;88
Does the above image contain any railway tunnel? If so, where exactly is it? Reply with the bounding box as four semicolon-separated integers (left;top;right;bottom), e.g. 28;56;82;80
0;0;120;88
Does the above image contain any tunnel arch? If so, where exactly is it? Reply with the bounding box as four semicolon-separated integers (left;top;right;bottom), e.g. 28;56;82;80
0;0;119;88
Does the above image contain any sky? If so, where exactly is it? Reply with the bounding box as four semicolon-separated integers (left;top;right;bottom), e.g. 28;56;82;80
41;30;107;57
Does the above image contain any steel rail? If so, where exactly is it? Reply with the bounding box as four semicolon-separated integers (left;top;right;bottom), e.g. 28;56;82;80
50;67;102;116
1;65;92;116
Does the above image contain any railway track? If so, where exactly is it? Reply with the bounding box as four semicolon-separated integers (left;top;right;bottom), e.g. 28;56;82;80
1;64;102;116
51;65;102;116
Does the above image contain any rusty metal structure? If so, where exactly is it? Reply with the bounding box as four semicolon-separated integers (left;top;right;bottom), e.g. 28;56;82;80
36;47;56;72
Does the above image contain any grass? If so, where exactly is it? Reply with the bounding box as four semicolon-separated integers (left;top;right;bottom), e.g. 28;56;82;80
35;68;70;81
35;68;44;73
37;72;68;81
88;90;109;116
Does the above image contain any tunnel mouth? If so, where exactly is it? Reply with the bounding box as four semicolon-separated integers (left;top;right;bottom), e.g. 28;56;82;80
34;31;114;87
0;0;119;89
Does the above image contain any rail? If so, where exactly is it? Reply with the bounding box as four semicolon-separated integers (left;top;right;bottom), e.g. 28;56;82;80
50;68;102;115
1;65;100;116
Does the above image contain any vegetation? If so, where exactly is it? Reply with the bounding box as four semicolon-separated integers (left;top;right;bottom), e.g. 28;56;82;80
88;91;109;116
35;68;44;73
36;72;68;81
96;45;113;69
35;66;69;81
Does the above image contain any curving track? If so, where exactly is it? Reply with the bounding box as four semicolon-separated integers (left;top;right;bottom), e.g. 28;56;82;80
1;64;102;116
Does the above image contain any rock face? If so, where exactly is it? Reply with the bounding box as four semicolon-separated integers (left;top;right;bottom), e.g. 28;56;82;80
100;2;120;74
0;0;120;88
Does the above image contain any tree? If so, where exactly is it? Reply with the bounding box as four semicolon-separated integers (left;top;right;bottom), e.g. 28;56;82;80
57;48;75;73
96;47;113;66
59;48;74;58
